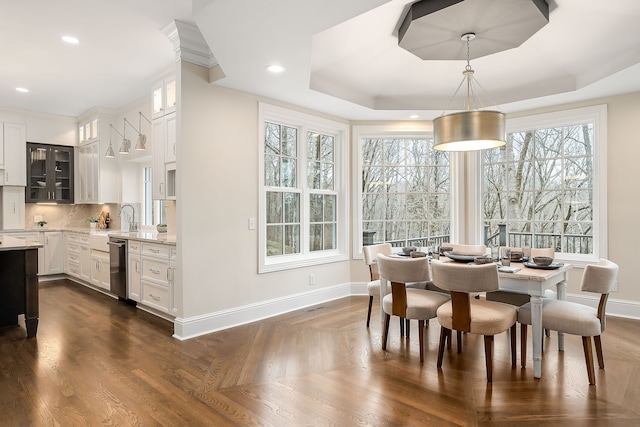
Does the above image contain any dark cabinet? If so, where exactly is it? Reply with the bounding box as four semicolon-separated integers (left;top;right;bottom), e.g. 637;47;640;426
26;143;74;204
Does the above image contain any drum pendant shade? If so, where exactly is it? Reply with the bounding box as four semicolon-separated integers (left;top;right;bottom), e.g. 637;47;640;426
433;110;505;151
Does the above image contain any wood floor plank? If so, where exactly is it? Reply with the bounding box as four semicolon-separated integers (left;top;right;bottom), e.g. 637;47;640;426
1;279;639;426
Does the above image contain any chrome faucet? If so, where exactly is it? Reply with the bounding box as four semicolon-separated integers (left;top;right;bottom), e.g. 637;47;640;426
119;204;138;232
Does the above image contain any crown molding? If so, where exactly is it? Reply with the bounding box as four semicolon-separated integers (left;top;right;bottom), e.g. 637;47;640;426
162;20;218;68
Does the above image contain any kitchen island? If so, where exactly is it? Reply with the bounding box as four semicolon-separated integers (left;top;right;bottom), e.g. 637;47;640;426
0;235;43;337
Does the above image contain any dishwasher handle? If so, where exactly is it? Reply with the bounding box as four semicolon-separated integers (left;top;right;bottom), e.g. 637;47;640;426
108;240;126;248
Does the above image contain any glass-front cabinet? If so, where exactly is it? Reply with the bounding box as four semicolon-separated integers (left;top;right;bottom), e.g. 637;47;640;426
26;143;74;203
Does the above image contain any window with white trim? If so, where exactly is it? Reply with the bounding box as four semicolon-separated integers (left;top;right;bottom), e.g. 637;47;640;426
482;105;607;262
353;125;451;255
259;103;348;272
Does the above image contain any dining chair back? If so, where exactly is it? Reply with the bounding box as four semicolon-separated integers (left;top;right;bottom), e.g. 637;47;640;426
517;258;618;385
362;243;393;327
442;243;486;255
431;261;517;382
377;254;450;363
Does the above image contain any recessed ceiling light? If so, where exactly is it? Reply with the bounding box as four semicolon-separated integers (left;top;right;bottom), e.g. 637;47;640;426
62;35;79;44
16;87;29;93
265;64;285;73
409;114;420;119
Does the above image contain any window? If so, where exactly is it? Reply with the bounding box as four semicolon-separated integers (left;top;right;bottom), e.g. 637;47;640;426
482;105;607;262
259;103;348;272
354;125;451;255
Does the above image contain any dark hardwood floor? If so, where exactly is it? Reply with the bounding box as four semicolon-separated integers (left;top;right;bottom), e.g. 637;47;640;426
1;279;639;426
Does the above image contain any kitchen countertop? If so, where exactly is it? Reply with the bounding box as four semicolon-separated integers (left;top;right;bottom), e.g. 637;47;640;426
3;228;176;245
0;234;44;250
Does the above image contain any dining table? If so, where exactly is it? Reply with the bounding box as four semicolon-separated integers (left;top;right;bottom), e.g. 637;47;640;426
379;254;572;379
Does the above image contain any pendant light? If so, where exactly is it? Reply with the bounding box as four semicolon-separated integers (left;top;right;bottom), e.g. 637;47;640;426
135;112;152;151
109;124;129;155
105;129;115;158
433;33;506;152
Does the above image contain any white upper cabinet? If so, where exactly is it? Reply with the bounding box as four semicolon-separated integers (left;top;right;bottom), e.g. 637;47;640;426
1;123;27;186
76;111;119;204
152;77;176;120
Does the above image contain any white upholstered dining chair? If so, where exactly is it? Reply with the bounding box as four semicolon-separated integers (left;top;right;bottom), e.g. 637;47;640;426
377;254;450;363
431;261;517;382
517;258;618;385
362;243;393;327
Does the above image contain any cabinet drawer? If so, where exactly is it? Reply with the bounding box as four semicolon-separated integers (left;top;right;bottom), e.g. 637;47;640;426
79;234;90;245
67;241;80;253
67;252;81;264
141;282;169;312
67;233;79;243
141;257;169;285
141;242;169;258
129;240;141;253
67;261;80;278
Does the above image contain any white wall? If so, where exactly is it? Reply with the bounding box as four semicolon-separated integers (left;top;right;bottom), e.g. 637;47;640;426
177;62;352;323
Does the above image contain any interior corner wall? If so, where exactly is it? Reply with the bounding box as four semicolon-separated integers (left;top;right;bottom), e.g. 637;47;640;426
177;61;351;320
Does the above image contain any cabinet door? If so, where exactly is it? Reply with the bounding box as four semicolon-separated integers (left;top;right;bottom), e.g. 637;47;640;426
43;232;64;275
1;187;25;230
3;123;26;186
152;119;166;200
128;254;141;302
152;81;165;120
26;143;73;204
78;142;98;203
80;244;91;282
164;112;177;163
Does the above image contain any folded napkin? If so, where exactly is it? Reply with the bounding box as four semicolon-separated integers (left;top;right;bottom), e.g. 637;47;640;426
498;265;521;273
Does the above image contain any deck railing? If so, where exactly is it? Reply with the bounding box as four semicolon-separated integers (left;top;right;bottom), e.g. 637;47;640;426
365;226;592;254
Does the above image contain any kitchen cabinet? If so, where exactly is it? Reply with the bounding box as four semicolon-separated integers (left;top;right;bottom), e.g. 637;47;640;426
42;231;64;275
26;143;74;203
65;233;81;278
90;250;110;290
1;123;27;186
79;234;91;283
128;240;141;302
152;112;176;200
76;111;118;204
136;241;173;314
0;186;25;230
169;245;178;315
152;77;176;120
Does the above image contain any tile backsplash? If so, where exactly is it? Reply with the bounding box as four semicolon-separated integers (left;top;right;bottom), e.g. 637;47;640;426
25;204;119;229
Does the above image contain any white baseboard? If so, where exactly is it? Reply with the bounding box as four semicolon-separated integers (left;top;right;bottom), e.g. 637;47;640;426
173;283;351;340
567;293;640;320
173;282;640;340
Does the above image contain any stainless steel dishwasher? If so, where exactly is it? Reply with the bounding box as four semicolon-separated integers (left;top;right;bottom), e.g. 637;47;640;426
108;237;136;305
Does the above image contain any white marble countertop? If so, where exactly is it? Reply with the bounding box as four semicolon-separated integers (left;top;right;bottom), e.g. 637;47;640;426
3;227;176;245
0;234;44;250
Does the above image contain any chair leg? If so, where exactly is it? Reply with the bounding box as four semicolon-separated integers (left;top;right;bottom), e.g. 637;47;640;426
484;335;494;382
366;296;374;327
400;317;405;337
520;324;527;368
406;318;411;338
457;330;462;353
510;324;517;367
437;326;450;368
382;314;391;351
594;335;605;369
418;320;425;363
582;336;596;385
